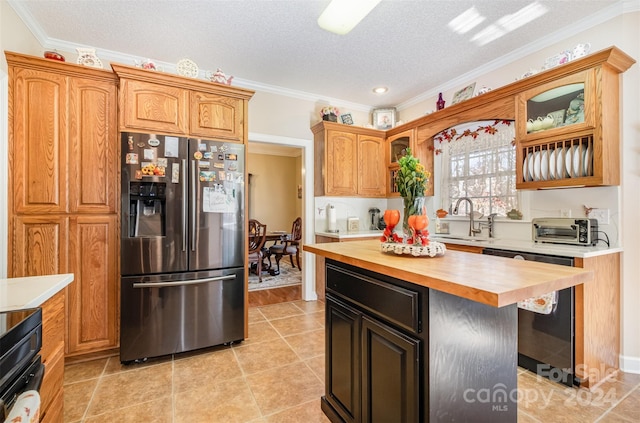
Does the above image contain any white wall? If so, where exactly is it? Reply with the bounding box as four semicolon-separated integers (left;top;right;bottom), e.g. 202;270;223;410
247;152;300;232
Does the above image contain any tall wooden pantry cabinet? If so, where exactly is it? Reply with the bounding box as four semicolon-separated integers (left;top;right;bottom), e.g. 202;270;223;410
6;52;120;359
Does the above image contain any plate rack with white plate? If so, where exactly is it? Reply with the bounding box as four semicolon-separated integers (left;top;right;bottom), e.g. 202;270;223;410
520;136;593;185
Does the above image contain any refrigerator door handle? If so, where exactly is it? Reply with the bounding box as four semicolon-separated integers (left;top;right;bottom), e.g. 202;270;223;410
133;274;236;288
182;159;187;252
191;159;197;251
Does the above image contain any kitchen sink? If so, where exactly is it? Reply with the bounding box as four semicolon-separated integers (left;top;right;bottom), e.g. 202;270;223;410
433;236;494;243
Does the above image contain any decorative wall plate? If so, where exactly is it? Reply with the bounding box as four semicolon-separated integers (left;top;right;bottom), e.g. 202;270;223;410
176;58;199;78
76;48;103;68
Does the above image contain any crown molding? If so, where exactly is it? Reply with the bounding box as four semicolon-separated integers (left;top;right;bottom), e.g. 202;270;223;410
397;0;631;111
8;0;632;114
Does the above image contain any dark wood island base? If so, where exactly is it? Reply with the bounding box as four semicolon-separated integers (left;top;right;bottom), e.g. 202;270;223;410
322;260;517;423
303;240;593;423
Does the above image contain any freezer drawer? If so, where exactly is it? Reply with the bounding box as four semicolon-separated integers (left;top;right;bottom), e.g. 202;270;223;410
120;268;245;362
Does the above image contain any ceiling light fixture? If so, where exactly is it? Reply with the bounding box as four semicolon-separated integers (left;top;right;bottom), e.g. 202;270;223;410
318;0;382;35
373;86;388;94
448;7;485;34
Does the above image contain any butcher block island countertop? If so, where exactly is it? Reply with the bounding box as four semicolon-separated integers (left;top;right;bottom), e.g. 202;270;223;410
304;239;593;307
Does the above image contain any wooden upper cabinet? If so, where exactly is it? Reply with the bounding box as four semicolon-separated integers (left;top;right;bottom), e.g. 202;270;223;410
112;63;254;142
190;91;243;141
326;130;358;196
69;76;119;213
357;134;386;197
7;52;119;215
312;122;386;197
386;128;434;197
118;78;188;134
10;67;69;214
511;47;634;189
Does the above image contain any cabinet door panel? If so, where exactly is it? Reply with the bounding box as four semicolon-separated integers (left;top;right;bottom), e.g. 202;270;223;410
67;215;119;354
361;316;420;423
12;216;68;277
69;77;118;213
11;68;68;214
326;295;360;423
358;135;386;197
120;79;188;134
190;92;243;141
327;131;358;196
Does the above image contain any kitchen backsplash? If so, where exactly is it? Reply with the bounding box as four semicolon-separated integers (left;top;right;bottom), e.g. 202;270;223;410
314;184;619;247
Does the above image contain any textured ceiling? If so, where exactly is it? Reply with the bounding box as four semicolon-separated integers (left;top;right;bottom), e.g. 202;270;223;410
10;0;625;108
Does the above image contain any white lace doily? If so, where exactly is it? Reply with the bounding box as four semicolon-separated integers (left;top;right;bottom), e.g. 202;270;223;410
176;58;199;78
380;241;446;257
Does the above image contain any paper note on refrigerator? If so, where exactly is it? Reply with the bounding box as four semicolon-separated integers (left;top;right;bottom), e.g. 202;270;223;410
203;187;234;213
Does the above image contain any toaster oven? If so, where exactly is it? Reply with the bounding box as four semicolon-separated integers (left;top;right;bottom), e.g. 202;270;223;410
532;217;598;246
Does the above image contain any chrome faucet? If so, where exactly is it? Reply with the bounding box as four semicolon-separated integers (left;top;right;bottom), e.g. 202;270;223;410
453;197;482;237
479;213;498;238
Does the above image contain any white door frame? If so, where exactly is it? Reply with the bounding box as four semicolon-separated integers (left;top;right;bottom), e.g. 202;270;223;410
248;132;316;301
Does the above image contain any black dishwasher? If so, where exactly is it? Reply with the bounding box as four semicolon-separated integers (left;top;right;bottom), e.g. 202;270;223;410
482;248;577;387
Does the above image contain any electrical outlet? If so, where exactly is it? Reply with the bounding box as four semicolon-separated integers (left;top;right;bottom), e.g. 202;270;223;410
590;208;610;225
560;209;571;218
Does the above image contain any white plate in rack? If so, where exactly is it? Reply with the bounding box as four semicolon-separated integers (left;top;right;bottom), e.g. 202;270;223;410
527;152;535;181
548;150;556;180
583;146;592;176
539;150;549;181
573;144;586;177
556;147;568;178
533;151;541;181
565;145;577;177
523;153;529;181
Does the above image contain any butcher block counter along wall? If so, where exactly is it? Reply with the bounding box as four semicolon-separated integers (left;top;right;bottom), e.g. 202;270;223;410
304;241;592;422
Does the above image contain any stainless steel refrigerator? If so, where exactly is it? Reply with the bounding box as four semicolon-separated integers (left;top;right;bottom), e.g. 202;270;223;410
119;132;245;363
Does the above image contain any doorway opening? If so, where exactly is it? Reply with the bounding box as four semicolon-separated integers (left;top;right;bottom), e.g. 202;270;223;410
246;133;315;305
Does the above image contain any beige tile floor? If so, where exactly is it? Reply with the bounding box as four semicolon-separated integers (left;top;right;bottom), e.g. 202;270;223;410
64;300;640;422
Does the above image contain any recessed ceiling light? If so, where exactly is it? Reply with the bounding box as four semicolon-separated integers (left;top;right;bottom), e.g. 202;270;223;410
318;0;382;35
373;86;388;94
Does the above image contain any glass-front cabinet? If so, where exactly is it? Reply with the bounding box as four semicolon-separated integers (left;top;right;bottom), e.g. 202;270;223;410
514;59;627;189
386;128;434;197
517;70;595;141
387;130;413;196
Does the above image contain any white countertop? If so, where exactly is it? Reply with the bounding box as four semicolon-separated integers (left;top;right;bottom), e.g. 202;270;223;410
0;273;74;312
431;235;621;258
316;230;383;239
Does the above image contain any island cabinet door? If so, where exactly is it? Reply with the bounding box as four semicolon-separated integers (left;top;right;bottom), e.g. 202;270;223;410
361;316;420;423
326;295;361;423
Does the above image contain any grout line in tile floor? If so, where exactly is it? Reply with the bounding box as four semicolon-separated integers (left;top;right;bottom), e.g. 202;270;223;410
63;299;640;423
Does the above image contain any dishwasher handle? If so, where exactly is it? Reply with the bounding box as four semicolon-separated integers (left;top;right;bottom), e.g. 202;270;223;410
133;274;236;288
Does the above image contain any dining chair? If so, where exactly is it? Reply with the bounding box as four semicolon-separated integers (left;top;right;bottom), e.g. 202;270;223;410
269;217;302;275
248;219;268;282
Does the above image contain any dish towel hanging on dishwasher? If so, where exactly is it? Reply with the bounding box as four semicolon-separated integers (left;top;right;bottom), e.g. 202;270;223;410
517;291;558;314
3;390;40;423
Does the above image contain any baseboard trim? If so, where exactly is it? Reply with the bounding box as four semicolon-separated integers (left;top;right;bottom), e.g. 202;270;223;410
620;354;640;374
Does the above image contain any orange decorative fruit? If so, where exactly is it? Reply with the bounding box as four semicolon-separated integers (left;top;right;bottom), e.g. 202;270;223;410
411;215;429;231
384;209;400;227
